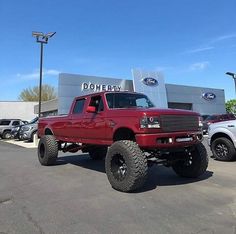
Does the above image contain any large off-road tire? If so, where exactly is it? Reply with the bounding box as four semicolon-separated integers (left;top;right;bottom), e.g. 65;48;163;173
88;146;107;160
105;140;148;192
38;135;58;166
172;143;208;178
211;137;236;161
2;131;12;139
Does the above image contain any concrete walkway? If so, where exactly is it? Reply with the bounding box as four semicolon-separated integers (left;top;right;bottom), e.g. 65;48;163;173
4;139;38;148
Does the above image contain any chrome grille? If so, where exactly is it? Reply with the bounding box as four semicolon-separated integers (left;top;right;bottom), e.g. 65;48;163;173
160;115;199;132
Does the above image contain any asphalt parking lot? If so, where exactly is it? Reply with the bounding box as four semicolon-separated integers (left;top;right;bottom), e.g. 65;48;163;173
0;138;235;234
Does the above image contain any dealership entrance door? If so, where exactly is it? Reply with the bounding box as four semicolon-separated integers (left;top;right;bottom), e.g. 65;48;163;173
168;102;193;110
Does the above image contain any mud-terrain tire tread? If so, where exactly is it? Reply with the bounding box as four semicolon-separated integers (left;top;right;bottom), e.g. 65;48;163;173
211;137;236;161
38;135;58;166
172;143;208;178
105;140;148;192
88;146;107;160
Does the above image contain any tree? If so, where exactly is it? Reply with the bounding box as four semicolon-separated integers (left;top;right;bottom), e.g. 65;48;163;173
225;99;236;114
19;84;57;101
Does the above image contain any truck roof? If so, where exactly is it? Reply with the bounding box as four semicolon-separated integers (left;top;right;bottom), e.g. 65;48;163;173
74;91;145;99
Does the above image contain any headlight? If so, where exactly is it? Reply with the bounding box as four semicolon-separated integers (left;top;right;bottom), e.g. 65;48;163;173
140;116;160;129
16;127;20;131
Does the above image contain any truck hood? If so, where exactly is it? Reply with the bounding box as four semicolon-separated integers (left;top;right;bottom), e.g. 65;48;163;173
108;107;199;117
141;108;198;116
209;120;236;129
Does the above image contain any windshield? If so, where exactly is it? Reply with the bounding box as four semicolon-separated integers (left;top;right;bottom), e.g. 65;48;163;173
106;93;155;109
29;117;39;124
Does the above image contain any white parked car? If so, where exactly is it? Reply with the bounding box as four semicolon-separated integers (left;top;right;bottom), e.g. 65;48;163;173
208;120;236;161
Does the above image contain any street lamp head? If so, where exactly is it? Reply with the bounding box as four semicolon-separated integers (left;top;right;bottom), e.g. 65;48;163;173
32;31;44;37
45;32;56;38
32;31;56;44
226;72;236;79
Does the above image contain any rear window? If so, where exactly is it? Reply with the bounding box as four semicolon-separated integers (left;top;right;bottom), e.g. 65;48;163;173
205;115;217;121
0;120;11;125
73;99;85;114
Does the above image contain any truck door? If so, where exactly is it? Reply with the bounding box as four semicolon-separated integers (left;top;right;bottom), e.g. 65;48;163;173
69;98;86;140
83;95;108;142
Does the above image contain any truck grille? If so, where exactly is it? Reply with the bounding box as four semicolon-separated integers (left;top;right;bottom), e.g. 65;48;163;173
160;115;199;132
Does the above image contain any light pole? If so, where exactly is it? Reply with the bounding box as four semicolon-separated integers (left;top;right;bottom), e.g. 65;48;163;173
226;71;236;98
32;31;56;117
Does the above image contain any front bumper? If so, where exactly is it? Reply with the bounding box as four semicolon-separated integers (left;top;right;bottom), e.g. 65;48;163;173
19;131;31;140
11;132;19;139
135;131;203;149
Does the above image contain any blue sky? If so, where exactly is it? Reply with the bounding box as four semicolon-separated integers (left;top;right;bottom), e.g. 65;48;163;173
1;0;236;101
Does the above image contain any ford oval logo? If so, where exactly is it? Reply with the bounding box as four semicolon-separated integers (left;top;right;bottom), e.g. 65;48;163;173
142;77;158;86
202;92;216;100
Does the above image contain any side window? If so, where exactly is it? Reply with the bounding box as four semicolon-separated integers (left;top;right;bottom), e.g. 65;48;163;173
73;99;85;114
136;98;149;108
106;93;114;108
89;96;104;112
0;120;11;125
12;121;20;126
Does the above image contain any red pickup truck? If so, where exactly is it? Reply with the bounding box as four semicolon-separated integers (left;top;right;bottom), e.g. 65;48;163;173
38;91;208;192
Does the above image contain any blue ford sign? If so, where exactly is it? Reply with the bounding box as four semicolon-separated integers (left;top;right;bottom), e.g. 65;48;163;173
142;77;158;86
202;92;216;100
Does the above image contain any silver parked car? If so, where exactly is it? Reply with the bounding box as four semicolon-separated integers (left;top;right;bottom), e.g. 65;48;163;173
208;119;236;161
19;118;38;142
11;117;38;140
0;119;27;139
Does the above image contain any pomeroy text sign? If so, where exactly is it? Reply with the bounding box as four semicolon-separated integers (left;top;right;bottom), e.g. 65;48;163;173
82;82;121;92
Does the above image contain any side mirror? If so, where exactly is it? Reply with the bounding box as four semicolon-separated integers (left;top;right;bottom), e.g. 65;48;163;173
86;106;96;113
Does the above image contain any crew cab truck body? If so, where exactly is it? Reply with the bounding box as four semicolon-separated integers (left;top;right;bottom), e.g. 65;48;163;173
38;91;208;192
208;120;236;161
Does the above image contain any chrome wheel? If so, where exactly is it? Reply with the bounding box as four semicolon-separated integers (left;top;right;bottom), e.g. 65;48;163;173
111;154;128;181
215;143;228;159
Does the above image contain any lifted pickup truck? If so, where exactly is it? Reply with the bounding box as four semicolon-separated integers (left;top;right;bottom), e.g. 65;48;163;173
38;91;208;192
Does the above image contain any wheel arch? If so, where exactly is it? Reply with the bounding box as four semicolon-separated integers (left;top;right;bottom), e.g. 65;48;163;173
211;132;234;145
44;127;54;136
3;128;11;133
113;127;135;142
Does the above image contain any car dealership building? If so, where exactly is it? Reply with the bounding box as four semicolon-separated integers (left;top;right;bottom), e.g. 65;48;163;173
35;69;226;116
